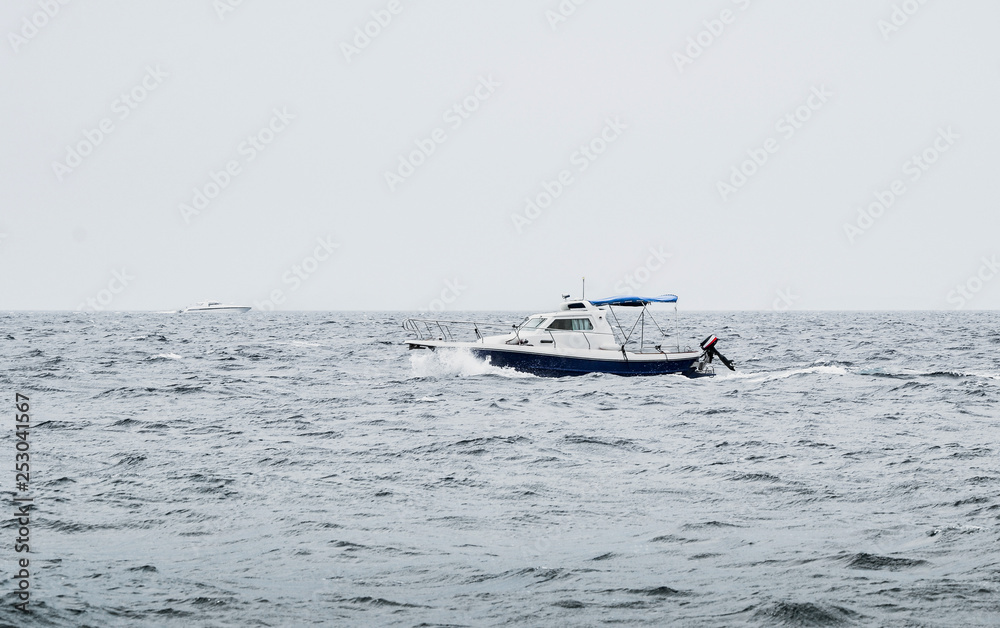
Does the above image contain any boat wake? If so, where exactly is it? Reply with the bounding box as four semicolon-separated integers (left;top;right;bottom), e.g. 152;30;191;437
723;365;849;382
679;364;998;385
409;348;534;379
856;367;1000;383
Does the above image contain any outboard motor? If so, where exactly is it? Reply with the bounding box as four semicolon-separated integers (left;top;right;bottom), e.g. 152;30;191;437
700;335;735;371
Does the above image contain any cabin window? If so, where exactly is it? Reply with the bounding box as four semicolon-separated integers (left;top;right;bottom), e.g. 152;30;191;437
547;318;593;331
521;317;547;329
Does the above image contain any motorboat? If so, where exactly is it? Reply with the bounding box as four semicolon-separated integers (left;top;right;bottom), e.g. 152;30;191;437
180;301;251;313
403;295;734;377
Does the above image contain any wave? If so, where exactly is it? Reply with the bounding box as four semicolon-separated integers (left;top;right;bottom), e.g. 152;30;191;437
857;367;1000;382
409;348;533;378
725;365;848;382
752;601;859;625
150;353;183;360
843;552;927;570
563;434;637;449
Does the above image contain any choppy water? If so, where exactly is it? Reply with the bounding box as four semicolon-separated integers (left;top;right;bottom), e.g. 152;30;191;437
1;310;999;627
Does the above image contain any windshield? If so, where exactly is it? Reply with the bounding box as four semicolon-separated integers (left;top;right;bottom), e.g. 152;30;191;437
520;317;547;329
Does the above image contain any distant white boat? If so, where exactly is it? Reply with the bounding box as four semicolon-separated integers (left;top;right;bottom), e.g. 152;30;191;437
180;301;251;314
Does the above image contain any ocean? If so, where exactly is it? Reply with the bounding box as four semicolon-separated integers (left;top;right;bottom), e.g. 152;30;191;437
1;310;998;627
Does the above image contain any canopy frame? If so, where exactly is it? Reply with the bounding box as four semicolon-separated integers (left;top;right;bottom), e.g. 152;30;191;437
594;296;680;353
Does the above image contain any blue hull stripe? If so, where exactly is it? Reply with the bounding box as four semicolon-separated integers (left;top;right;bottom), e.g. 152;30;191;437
469;348;699;377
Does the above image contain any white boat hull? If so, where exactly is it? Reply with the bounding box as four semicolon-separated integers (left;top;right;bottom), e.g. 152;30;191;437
181;306;251;314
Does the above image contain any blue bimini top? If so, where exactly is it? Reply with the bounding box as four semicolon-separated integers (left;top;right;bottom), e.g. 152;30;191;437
588;295;678;307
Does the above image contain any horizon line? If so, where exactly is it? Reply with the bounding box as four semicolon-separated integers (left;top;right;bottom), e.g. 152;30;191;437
2;308;996;313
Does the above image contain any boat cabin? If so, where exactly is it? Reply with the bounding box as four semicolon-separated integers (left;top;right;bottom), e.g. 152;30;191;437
505;301;620;350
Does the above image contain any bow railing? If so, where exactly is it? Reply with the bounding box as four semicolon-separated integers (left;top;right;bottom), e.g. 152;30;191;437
403;318;512;343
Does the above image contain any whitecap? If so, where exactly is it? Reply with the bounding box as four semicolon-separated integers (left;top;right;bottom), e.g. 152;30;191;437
409;348;534;379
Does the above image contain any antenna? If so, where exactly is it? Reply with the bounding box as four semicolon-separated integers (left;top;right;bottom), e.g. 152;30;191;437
581;277;585;300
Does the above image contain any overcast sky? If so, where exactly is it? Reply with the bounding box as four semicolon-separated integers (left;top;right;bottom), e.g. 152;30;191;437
2;1;998;311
